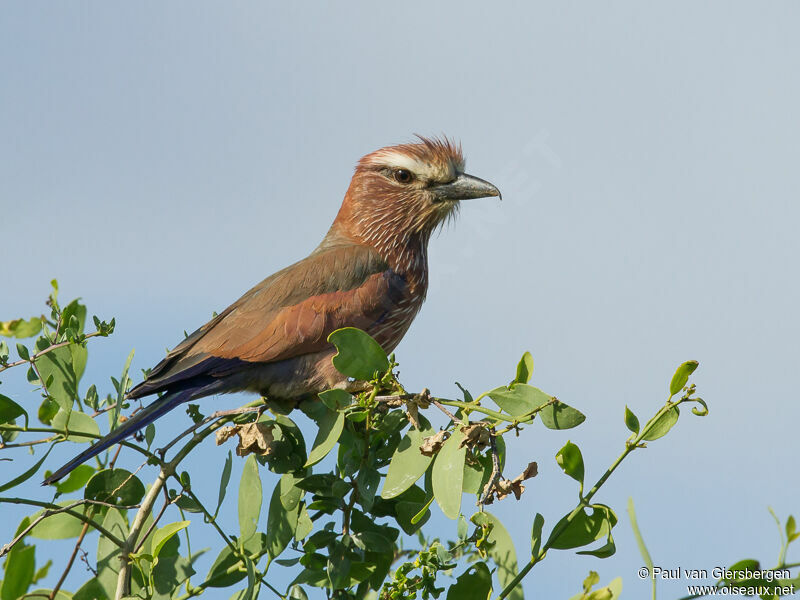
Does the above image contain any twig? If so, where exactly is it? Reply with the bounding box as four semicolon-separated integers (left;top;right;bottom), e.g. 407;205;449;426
0;332;103;374
0;425;155;461
115;467;169;599
50;521;90;599
134;486;175;553
374;392;522;424
495;397;693;599
0;435;58;449
479;429;503;505
431;400;460;424
0;498;131;556
115;400;265;598
79;547;97;576
157;405;264;457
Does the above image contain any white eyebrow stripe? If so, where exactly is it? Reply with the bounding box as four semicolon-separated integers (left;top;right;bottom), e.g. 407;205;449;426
378;152;430;174
371;150;455;181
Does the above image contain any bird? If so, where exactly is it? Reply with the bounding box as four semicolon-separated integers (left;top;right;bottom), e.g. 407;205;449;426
43;136;500;484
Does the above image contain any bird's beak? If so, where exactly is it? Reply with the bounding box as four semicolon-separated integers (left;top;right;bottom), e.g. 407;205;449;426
432;173;502;202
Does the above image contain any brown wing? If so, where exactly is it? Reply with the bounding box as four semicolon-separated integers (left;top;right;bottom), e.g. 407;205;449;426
128;243;403;398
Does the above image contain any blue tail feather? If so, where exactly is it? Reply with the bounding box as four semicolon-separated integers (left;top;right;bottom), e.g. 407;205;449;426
42;389;193;485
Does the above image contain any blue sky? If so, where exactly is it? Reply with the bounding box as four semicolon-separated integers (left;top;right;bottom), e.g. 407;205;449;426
2;2;799;598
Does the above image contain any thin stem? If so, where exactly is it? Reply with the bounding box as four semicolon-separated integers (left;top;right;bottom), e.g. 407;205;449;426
479;429;503;505
0;435;58;449
0;425;155;460
114;400;264;599
0;332;104;374
157;405;263;456
0;498;128;555
435;399;511;422
115;468;168;599
495;398;688;599
50;521;90;599
134;486;174;553
431;400;461;424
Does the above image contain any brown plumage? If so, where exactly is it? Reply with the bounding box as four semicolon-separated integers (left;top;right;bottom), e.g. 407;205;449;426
44;136;500;484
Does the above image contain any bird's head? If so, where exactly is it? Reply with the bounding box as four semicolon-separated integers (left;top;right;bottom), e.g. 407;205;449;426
332;136;500;266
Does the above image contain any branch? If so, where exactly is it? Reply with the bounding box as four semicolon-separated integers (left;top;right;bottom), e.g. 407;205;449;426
495;397;691;599
0;498;130;556
0;425;156;460
50;521;91;599
0;331;104;374
115;468;168;599
114;399;265;599
479;429;503;505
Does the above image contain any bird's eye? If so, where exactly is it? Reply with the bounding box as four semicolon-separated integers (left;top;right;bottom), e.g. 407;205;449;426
393;169;414;184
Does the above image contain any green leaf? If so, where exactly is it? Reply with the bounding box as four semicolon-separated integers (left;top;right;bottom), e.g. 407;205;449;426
513;351;534;384
328;327;390;381
556;441;585;492
215;450;233;518
151;521;190;558
85;469;146;506
458;515;469;540
152;554;195;599
319;389;352;411
547;504;617;555
73;578;109;600
351;531;393;553
260;415;308;474
393;485;432;534
32;559;52;584
174;494;203;514
624;406;640;435
642;405;680;441
288;585;309;600
627;498;654;597
540;400;585;430
60;299;87;335
52;408;100;442
294;504;313;542
54;464;95;494
0;394;28;427
266;473;301;559
446;562;492;600
16;342;30;361
531;513;545;557
381;415;434;499
691;398;709;417
356;468;380;511
327;540;352;589
238;455;262;542
96;508;129;599
0;316;43;338
36;345;81;411
304;408;345;467
432;427;467;519
485;512;522;600
145;423;155;448
487;383;550;417
110;349;135;430
29;500;91;539
669;360;699;396
462;452;491;495
724;559;760;581
38;397;59;425
279;472;304;511
206;547;248;588
0;544;35;600
242;556;257;600
0;445;54;492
